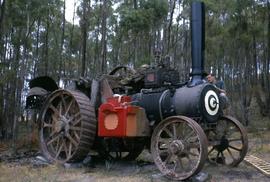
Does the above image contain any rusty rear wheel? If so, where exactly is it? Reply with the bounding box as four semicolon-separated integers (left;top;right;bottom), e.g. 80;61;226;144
39;89;97;163
207;116;248;166
151;116;208;181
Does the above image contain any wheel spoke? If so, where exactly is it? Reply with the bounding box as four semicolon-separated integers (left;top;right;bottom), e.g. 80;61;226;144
61;95;67;112
208;146;215;155
65;99;74;116
176;123;184;139
55;136;61;152
188;140;200;149
186;154;193;170
177;155;184;170
44;122;53;128
63;139;69;158
220;151;225;159
54;142;64;160
228;145;241;152
186;150;199;157
51;114;59;123
215;151;220;163
59;102;63;116
70;112;82;126
228;138;242;142
186;135;199;143
172;123;177;140
158;149;169;156
49;104;60;116
163;153;172;164
73;131;80;141
68;142;73;159
66;133;79;147
158;138;171;144
163;127;173;138
184;130;195;142
215;152;220;163
47;133;60;146
226;148;236;161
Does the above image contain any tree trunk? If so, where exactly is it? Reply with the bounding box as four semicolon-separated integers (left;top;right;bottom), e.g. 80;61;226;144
44;15;50;76
0;0;6;59
59;0;66;82
81;0;90;77
166;0;176;55
34;18;40;77
266;0;270;116
100;0;107;73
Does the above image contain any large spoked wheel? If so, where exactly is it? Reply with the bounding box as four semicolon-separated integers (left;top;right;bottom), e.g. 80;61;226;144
207;116;248;166
151;116;208;181
97;138;145;161
39;89;97;163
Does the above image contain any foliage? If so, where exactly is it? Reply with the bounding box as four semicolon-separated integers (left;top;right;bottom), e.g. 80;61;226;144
120;0;168;33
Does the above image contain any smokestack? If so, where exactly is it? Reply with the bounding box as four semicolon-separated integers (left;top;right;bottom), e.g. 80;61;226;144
189;1;205;87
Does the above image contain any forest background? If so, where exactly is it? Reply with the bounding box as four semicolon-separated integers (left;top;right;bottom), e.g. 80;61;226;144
0;0;269;145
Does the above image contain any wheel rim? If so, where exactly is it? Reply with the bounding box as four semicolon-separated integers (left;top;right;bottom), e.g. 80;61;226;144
40;90;96;163
207;116;248;166
151;116;208;181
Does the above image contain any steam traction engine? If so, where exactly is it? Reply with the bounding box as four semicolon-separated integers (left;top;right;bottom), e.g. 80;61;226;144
26;2;248;181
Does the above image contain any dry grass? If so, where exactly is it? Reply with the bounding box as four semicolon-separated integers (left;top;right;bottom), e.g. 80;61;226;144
1;132;270;182
0;163;153;182
248;130;270;161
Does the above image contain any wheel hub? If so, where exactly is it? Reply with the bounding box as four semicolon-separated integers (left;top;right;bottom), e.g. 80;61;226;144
169;140;185;154
55;120;64;133
216;136;229;152
55;115;70;134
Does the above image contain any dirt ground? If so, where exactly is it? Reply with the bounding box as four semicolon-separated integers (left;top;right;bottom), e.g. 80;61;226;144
0;131;270;182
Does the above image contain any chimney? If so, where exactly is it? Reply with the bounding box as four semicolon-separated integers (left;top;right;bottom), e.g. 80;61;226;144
188;1;205;87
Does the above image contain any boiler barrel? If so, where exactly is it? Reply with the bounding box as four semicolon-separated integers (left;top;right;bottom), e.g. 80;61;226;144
132;83;222;123
173;83;221;122
132;90;175;123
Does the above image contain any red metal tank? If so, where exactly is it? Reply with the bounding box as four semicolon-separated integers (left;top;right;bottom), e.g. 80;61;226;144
98;96;149;137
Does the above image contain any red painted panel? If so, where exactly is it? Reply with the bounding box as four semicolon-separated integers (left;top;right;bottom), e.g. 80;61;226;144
98;96;139;137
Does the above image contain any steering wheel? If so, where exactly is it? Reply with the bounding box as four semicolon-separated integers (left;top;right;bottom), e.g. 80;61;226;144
109;66;136;77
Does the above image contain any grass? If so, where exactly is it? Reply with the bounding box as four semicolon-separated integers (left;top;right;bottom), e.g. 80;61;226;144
0;160;154;182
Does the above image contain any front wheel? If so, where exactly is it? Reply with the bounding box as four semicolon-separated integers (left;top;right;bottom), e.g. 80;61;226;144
151;116;208;181
207;116;248;166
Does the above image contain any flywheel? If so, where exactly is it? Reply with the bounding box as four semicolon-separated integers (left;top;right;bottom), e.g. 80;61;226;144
39;89;97;163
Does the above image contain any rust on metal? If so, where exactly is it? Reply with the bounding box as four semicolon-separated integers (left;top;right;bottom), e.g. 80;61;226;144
151;116;208;181
39;90;97;163
207;115;248;167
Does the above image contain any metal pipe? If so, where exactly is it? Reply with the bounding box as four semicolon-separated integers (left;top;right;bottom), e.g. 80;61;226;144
189;1;205;87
